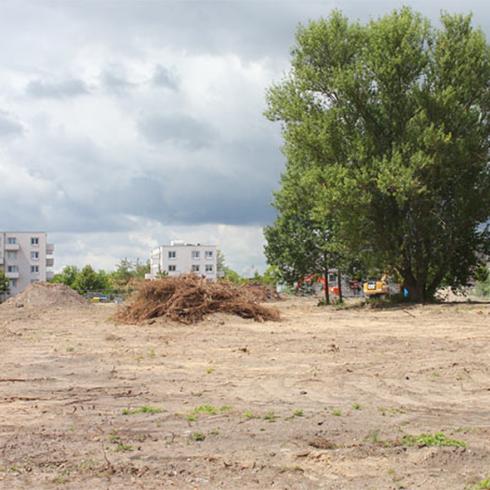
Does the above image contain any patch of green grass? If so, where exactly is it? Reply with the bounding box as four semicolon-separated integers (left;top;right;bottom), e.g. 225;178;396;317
114;443;134;452
472;478;490;490
352;403;362;410
292;409;304;417
263;411;279;422
401;432;466;448
331;409;342;417
186;414;197;422
122;405;163;415
108;433;121;443
243;410;257;419
192;404;219;415
190;432;206;442
220;405;232;413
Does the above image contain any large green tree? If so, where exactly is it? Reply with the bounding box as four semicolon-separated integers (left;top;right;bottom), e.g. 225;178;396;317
266;8;490;301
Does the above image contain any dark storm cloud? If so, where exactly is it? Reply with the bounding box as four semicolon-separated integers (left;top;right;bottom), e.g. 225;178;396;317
26;78;89;98
0;111;23;137
138;114;217;150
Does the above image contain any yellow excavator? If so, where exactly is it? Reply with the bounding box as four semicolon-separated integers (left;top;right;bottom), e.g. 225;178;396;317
363;274;390;298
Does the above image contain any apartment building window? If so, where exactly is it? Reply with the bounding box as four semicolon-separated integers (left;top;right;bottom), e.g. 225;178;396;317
192;251;200;259
7;237;16;245
205;250;213;259
9;279;17;288
6;251;17;260
31;265;39;273
31;251;39;260
168;251;176;259
31;237;39;246
7;265;18;273
205;264;213;273
168;265;176;272
191;265;200;272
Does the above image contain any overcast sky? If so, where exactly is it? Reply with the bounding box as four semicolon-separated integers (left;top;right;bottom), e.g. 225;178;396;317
0;0;488;274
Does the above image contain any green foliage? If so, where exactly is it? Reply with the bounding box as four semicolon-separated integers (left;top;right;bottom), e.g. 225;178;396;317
401;432;466;448
122;405;163;415
472;478;490;490
72;265;110;293
266;8;490;302
190;432;206;442
51;265;79;288
0;270;9;297
474;266;490;297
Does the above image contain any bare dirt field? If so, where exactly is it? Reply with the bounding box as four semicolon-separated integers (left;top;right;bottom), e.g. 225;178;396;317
1;297;489;489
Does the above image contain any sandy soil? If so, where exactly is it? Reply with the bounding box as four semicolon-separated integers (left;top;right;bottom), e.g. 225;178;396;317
0;298;489;489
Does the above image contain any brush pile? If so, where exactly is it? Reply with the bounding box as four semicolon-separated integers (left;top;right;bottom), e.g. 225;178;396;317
116;275;280;324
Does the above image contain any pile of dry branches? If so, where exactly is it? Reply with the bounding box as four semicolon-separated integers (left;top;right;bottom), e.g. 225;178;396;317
115;275;280;324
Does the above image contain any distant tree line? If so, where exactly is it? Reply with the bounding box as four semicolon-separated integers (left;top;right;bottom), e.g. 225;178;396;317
50;258;150;294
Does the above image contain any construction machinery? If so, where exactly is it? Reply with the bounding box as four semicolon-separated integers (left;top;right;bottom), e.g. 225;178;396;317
363;274;390;298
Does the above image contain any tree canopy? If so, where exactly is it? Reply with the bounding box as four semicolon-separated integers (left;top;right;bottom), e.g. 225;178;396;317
265;8;490;301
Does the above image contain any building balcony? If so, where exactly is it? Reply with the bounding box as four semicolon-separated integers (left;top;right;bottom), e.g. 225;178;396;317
5;271;19;279
46;258;54;267
46;244;55;255
5;243;19;251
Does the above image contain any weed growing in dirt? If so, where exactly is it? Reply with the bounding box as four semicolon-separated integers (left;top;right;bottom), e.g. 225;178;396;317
192;404;218;415
191;432;206;442
352;403;362;410
52;470;70;484
264;411;279;422
331;409;342;416
122;405;163;415
148;347;156;358
293;409;304;417
115;443;134;452
207;367;215;374
471;478;490;490
186;414;197;422
401;432;466;448
243;410;257;419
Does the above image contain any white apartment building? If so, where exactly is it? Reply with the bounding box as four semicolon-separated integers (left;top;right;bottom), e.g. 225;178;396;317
0;232;55;297
149;240;218;280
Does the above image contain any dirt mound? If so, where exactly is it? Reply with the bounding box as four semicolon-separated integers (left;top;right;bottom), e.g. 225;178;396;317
116;275;280;324
2;282;87;309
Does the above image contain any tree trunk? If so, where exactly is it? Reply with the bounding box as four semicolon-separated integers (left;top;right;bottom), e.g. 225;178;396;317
337;269;343;303
401;271;426;302
323;267;330;305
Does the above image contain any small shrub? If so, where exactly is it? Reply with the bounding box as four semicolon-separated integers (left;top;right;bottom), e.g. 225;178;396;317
263;411;279;422
191;432;206;442
115;443;134;452
352;403;361;410
332;409;342;417
401;432;466;448
472;478;490;490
